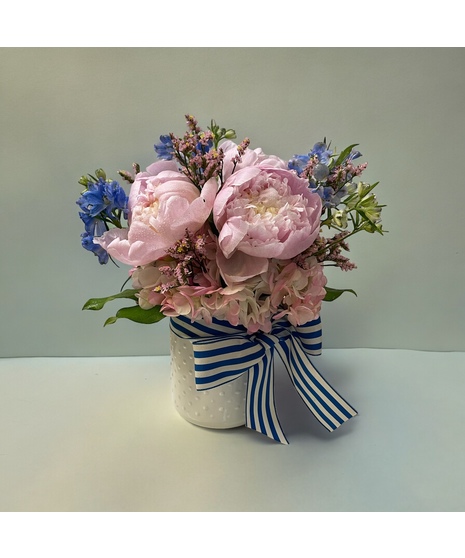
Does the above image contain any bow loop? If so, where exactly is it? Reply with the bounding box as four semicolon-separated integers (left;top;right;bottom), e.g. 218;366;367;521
192;334;266;389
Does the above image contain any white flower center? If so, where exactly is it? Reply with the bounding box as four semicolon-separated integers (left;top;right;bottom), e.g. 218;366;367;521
132;183;161;232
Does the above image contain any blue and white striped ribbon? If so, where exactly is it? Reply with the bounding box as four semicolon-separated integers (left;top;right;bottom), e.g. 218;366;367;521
170;315;357;444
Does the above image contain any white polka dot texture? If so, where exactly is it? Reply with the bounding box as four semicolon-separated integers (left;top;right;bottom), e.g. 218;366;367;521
170;330;247;429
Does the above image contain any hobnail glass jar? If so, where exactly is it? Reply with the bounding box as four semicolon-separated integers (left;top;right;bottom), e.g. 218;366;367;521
169;329;247;429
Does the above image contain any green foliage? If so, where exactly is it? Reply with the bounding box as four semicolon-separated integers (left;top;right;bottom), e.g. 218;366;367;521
82;289;165;327
332;144;359;167
208;119;236;149
82;289;139;311
324;287;357;302
103;305;165;326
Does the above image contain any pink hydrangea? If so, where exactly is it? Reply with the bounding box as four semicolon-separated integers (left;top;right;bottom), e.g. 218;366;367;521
213;165;322;283
268;259;327;326
200;277;273;333
158;252;326;333
94;160;217;266
130;264;168;310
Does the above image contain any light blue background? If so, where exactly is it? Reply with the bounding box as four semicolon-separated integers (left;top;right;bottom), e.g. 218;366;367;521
1;47;464;356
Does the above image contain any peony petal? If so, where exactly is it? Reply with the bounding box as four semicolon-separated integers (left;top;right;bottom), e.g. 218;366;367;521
218;217;249;258
144;160;179;176
109;171;217;267
180;177;217;226
94;221;173;267
220;140;287;180
212;186;235;227
93;228;134;265
216;250;268;284
213;165;322;263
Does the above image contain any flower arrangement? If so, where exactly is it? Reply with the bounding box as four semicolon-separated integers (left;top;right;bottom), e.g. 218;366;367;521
77;114;384;332
77;115;385;443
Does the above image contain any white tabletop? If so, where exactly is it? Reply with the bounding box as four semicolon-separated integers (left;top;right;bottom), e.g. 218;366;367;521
1;349;464;512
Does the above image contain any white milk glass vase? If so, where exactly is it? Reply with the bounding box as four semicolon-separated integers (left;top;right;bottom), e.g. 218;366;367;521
169;325;247;429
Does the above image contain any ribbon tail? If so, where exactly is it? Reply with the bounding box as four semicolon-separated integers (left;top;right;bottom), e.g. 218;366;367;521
245;350;288;445
276;339;358;432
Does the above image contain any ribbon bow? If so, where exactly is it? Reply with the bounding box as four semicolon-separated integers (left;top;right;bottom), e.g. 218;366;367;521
170;315;357;444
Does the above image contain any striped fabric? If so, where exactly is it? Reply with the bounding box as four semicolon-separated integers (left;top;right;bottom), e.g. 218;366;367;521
170;315;357;444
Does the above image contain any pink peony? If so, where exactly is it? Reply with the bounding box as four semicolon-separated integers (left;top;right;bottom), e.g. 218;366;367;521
94;160;217;267
213;165;322;283
220;140;288;181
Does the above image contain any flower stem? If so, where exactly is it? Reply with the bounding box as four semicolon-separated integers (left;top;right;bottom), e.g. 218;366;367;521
313;228;360;258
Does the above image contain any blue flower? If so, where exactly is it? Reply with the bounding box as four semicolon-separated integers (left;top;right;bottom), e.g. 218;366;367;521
77;181;107;217
288;154;309;176
78;211;109;264
77;178;128;221
309;142;333;164
76;177;128;265
348;149;362;161
312;185;348;209
313;163;330;181
105;180;129;220
80;231;109;264
196;137;213;153
288;142;333;177
79;212;107;236
154;135;174;160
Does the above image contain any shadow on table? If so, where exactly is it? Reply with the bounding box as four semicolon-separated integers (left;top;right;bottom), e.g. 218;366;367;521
191;359;359;446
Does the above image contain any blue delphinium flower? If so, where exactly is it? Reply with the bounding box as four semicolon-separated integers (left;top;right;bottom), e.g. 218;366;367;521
312;185;349;209
288;142;333;177
313;163;330;181
80;231;109;264
154;135;174;160
348;149;362;161
76;177;128;264
288;154;310;176
309;142;333;165
79;211;107;237
77;178;128;221
196;136;213;154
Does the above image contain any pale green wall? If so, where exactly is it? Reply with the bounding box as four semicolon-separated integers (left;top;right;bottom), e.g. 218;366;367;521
1;47;464;356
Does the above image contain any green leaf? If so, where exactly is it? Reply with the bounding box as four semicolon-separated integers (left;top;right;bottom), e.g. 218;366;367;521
333;144;359;167
324;287;357;302
82;289;139;311
103;305;165;326
362;181;379;196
